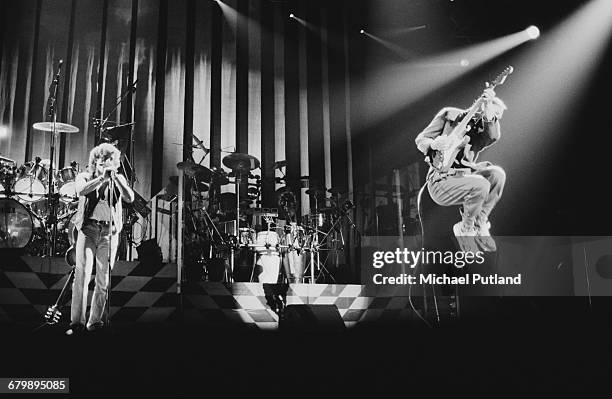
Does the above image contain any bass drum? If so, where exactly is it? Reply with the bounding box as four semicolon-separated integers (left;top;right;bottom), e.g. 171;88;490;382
0;198;33;248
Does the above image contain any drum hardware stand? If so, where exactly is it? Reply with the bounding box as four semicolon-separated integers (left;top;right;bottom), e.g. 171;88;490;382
301;226;334;284
186;174;231;282
307;201;357;283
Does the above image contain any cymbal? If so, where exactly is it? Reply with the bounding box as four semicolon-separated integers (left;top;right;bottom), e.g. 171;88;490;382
210;166;229;185
305;188;325;196
192;181;209;192
272;160;287;170
0;155;15;164
33;122;79;134
275;186;292;195
177;160;212;181
222;153;260;172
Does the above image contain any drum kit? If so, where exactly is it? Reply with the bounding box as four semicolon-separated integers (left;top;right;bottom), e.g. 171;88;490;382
177;144;355;284
0;122;80;254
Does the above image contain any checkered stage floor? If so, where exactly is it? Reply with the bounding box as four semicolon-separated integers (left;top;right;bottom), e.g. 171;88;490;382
0;255;454;329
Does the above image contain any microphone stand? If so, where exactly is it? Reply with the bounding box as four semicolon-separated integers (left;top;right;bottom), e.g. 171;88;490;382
46;59;63;256
96;79;137;260
105;172;115;329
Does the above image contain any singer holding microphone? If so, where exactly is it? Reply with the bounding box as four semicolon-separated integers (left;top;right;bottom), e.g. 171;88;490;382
66;143;134;335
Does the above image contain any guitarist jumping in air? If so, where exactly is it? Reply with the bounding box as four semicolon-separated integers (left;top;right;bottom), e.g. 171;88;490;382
415;67;512;253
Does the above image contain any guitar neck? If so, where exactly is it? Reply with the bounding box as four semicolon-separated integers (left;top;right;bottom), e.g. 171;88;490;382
452;97;484;137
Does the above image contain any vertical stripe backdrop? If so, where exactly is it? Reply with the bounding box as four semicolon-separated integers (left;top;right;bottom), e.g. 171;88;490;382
0;0;352;217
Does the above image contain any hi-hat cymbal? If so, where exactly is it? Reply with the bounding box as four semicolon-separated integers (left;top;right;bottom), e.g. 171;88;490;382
33;122;79;134
222;153;260;172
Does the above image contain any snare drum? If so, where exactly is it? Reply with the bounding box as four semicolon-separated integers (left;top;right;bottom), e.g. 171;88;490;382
0;198;34;248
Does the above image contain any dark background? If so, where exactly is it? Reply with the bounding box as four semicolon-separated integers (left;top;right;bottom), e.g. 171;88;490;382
1;0;608;238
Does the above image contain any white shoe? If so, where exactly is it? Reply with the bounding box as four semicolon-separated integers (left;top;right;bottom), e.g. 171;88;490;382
453;222;479;254
478;220;491;236
475;220;496;252
453;221;477;237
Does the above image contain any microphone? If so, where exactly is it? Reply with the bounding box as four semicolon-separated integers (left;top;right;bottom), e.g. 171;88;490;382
47;60;63;117
104;122;135;131
54;59;64;83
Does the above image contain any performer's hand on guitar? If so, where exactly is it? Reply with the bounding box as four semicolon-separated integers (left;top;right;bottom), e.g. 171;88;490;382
481;88;506;121
431;135;452;151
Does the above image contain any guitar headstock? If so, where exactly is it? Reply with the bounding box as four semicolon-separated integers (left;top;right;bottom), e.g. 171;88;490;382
44;305;62;325
487;66;514;89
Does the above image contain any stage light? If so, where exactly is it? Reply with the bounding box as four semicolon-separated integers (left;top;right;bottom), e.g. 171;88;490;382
0;125;8;139
360;29;365;34
525;25;540;40
289;13;294;19
460;59;470;67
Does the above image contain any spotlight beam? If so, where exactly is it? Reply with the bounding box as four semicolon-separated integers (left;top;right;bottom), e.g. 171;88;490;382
361;30;420;60
354;29;535;130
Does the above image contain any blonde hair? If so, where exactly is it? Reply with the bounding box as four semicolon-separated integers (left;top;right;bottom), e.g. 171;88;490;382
88;143;121;175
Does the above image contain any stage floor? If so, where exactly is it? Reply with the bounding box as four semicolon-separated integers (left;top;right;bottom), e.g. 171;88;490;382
0;255;454;329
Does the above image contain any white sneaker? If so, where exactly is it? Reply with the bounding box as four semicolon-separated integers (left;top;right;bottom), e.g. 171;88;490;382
478;220;492;236
453;221;479;254
453;221;477;237
475;220;496;252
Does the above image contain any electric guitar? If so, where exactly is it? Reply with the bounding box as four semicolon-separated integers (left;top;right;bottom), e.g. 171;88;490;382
427;66;514;173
